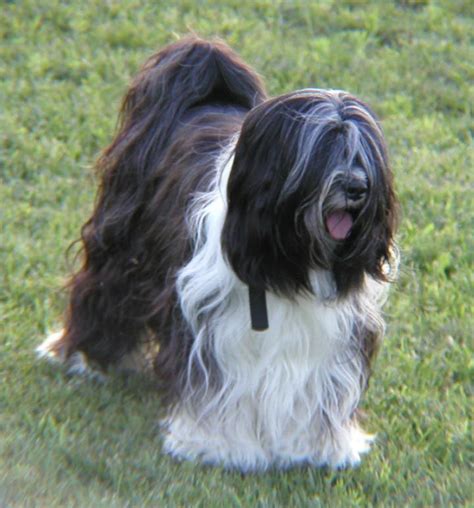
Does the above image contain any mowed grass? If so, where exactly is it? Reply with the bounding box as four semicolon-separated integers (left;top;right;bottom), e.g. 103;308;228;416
1;0;472;506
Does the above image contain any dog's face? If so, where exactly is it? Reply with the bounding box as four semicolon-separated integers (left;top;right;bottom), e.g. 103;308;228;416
222;89;398;297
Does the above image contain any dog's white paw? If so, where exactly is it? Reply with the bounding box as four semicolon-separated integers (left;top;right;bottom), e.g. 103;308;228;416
36;330;105;381
36;330;66;361
330;427;375;469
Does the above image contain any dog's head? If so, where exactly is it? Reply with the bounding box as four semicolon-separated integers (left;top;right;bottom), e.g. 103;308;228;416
222;89;398;297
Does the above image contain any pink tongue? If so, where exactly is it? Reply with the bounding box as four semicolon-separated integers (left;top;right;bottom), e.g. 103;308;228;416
326;211;353;240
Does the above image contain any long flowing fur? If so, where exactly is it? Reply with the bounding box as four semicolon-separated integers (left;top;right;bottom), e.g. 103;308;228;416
38;36;398;471
165;150;389;470
40;37;267;402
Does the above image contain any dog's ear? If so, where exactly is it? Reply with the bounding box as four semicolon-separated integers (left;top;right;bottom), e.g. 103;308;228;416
221;97;317;296
368;177;399;282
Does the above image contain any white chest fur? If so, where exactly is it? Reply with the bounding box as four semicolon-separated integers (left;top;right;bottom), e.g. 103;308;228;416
162;149;383;471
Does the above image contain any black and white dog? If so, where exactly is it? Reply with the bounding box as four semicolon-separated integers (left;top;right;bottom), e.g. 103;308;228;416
39;37;398;471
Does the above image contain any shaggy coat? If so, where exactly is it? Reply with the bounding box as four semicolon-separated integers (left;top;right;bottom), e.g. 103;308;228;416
39;37;398;471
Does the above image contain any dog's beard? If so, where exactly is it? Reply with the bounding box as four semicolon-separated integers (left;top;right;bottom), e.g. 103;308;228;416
301;171;394;295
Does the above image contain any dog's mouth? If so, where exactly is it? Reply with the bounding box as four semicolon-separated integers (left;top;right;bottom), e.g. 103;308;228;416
325;210;354;241
324;172;368;241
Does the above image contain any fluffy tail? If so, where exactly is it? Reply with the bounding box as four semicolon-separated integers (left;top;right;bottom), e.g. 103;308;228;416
51;37;266;367
106;36;266;184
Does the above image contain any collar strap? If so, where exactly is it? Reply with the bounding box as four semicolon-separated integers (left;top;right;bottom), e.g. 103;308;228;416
249;286;269;331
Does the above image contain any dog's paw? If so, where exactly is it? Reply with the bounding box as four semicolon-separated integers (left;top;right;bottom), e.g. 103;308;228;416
36;330;66;362
330;427;375;469
36;331;105;381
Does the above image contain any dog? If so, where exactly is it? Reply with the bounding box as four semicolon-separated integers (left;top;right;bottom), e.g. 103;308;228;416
38;36;398;471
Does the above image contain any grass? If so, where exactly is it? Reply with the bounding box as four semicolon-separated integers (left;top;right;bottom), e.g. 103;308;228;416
1;0;472;506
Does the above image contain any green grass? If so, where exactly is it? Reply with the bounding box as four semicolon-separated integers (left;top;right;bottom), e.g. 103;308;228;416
1;0;472;506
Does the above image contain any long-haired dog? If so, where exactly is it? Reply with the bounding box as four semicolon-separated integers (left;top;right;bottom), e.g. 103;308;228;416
38;36;398;471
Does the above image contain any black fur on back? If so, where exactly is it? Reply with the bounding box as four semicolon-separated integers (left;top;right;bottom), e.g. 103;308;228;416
59;37;266;402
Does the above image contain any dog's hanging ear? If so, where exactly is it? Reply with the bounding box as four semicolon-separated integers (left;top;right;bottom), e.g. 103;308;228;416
221;96;318;297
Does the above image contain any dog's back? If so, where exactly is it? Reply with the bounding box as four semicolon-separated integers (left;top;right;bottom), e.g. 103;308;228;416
41;38;266;378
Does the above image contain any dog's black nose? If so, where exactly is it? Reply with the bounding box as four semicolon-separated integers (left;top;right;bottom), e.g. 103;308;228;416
345;177;368;201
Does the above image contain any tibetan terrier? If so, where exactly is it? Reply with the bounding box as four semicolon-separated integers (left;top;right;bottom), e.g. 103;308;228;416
38;36;398;471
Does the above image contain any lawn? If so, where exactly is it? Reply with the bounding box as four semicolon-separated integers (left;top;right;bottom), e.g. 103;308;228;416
1;0;472;506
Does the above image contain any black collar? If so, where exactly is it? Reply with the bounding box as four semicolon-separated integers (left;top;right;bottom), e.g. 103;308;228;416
248;286;269;331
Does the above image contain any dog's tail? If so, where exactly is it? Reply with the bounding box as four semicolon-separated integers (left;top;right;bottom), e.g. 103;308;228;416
101;36;266;183
89;36;267;249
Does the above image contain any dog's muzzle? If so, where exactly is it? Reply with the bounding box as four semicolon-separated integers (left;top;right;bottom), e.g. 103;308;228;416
325;172;368;241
